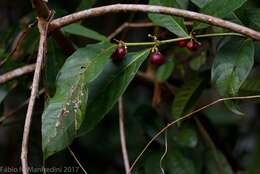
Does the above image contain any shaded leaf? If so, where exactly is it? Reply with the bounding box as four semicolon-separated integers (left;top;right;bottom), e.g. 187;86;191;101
240;78;260;95
212;39;254;114
167;149;196;174
189;52;207;71
246;8;260;29
156;59;174;82
248;138;260;174
77;0;96;11
204;102;241;125
176;0;189;9
62;23;108;41
190;0;211;8
194;0;246;29
176;127;198;148
212;39;254;97
0;48;5;58
172;74;207;120
148;0;188;37
145;151;162;174
44;38;66;97
42;42;115;159
135;105;164;144
0;87;8;104
206;149;233;174
78;49;150;134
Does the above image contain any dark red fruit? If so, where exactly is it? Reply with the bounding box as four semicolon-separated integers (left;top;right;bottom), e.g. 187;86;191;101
176;39;188;47
149;52;165;65
186;40;198;51
111;47;126;61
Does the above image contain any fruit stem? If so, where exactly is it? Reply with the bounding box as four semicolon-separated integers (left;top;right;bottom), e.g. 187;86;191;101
125;32;244;46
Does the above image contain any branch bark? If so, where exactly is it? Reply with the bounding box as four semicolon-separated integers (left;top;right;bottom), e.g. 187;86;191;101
108;22;155;39
50;4;260;40
118;96;130;174
21;17;48;174
32;0;75;55
0;64;35;84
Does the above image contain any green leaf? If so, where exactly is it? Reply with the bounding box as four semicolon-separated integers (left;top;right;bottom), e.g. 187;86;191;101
176;127;198;148
78;49;150;134
190;0;211;8
240;78;260;95
204;102;241;125
206;149;233;174
167;149;196;174
246;8;260;29
77;0;96;11
0;48;5;58
212;39;254;114
144;152;162;174
0;87;8;104
62;23;108;41
202;0;246;19
135;105;164;143
194;0;246;29
42;42;115;159
176;0;189;9
189;52;207;71
212;39;254;97
44;38;66;96
172;74;207;120
248;138;260;174
148;0;188;37
156;59;174;82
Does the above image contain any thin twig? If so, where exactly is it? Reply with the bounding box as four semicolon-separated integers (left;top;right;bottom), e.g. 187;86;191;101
118;96;130;174
108;22;155;39
124;32;244;46
21;16;50;174
0;89;44;123
0;22;36;67
0;64;36;84
50;4;260;40
127;94;260;173
159;130;167;174
68;147;88;174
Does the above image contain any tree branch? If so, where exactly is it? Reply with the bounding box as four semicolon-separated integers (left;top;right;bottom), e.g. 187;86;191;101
118;96;130;174
32;0;75;55
108;22;155;39
0;64;36;84
21;17;48;174
50;4;260;40
32;0;50;18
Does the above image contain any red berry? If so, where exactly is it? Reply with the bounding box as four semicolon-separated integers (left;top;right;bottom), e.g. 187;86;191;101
149;52;165;65
111;47;126;61
177;39;188;47
186;40;198;51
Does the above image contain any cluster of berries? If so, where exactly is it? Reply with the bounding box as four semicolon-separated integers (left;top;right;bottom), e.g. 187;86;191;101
111;44;166;66
176;39;199;51
111;38;199;66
